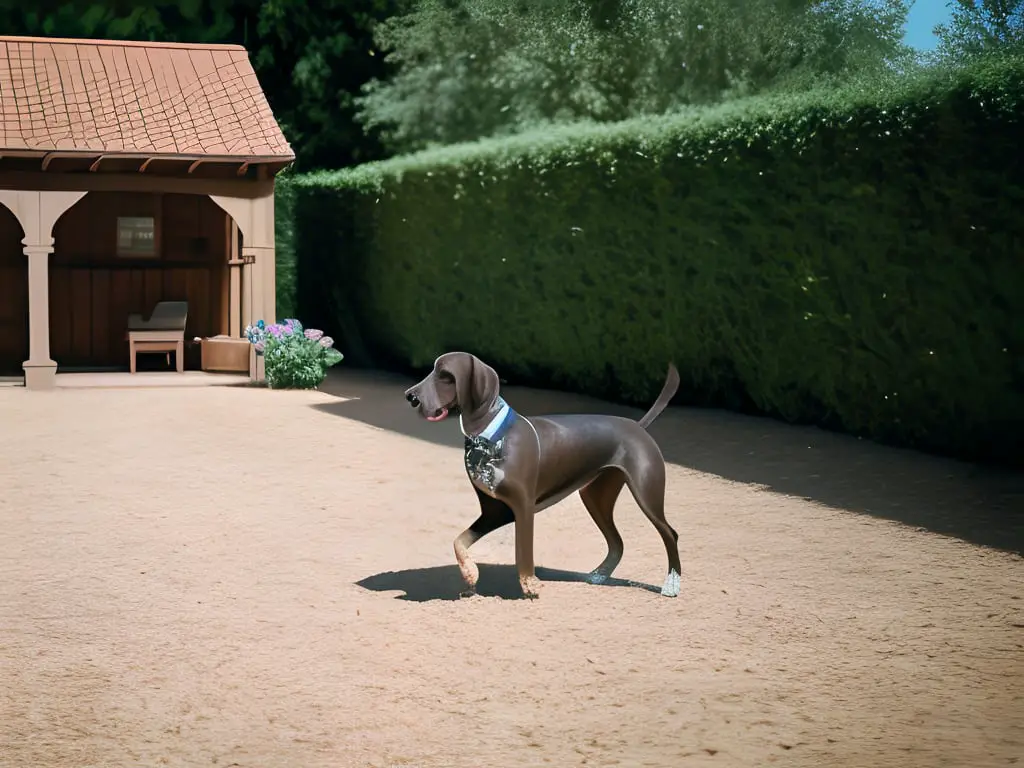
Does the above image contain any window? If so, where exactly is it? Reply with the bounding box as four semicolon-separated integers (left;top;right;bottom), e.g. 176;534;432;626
116;216;157;257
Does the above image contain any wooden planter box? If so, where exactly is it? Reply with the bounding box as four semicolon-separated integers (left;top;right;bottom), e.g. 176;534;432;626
200;336;250;373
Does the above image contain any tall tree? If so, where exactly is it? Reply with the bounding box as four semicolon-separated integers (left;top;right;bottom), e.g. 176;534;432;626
933;0;1024;62
356;0;914;152
251;0;409;170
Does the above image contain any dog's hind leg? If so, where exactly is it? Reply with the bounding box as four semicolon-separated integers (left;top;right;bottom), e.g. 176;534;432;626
623;460;682;598
579;468;627;584
455;489;515;595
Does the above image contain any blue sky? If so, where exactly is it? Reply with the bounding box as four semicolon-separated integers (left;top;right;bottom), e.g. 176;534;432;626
903;0;955;51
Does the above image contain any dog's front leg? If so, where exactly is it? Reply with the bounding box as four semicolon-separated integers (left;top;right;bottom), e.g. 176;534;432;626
510;498;541;599
495;424;541;599
454;491;515;596
516;513;540;599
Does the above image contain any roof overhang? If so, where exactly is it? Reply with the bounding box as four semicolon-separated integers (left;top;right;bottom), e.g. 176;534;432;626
1;149;294;178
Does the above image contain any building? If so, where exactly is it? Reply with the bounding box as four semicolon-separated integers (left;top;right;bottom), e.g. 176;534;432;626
0;35;294;388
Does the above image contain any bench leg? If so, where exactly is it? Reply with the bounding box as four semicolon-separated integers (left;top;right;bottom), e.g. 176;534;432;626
176;340;184;373
130;342;137;374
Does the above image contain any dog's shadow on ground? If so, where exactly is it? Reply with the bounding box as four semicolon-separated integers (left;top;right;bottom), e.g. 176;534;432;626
356;563;660;602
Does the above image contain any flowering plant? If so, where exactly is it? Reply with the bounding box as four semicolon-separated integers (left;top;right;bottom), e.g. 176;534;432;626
244;318;343;389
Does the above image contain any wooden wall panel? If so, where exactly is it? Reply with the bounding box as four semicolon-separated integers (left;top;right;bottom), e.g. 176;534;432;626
107;269;133;366
49;259;72;362
50;192;229;369
129;269;146;314
0;207;27;375
144;269;162;312
164;268;188;306
91;269;111;363
70;269;92;356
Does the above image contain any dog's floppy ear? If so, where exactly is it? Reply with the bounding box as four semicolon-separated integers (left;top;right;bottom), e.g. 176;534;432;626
449;352;499;417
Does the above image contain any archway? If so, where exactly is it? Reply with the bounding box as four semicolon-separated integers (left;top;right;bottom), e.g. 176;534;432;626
0;205;27;377
50;191;232;371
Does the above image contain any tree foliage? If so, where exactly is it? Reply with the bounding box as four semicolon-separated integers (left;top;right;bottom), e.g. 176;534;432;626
250;0;409;170
933;0;1024;63
355;0;914;152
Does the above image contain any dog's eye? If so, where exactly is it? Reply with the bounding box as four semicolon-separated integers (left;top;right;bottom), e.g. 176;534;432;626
437;370;455;384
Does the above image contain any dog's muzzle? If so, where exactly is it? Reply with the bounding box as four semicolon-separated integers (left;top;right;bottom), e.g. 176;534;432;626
406;392;420;408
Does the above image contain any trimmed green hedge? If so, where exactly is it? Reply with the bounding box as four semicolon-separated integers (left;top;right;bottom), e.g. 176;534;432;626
274;177;298;321
284;55;1024;465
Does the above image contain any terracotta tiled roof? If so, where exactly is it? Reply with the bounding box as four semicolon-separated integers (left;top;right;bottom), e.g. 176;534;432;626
0;36;294;162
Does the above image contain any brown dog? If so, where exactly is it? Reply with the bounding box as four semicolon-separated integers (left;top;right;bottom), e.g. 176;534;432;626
404;352;682;600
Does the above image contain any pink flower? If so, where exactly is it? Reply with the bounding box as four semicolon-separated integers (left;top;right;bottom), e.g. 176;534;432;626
305;328;324;341
319;336;334;349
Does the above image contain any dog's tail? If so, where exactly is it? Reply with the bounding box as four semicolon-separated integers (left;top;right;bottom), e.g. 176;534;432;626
637;363;680;429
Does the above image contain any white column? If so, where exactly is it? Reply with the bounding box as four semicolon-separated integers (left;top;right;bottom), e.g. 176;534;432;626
22;241;56;390
209;191;276;383
241;245;272;383
241;255;252;334
242;245;275;326
0;189;87;389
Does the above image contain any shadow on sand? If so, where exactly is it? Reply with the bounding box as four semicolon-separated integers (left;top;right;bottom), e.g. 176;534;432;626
355;563;661;602
314;369;1024;556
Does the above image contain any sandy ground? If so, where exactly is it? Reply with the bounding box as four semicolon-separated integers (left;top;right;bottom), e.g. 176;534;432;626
1;369;1022;768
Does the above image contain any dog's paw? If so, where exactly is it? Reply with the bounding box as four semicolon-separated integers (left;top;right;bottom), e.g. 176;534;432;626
519;575;542;600
661;569;681;598
456;557;479;591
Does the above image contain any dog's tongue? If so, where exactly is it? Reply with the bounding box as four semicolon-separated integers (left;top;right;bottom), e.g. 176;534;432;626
426;407;449;422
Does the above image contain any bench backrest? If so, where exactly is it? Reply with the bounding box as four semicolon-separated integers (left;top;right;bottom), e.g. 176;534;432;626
148;301;188;329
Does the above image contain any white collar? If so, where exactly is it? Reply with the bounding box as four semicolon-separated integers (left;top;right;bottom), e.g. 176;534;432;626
460;397;510;439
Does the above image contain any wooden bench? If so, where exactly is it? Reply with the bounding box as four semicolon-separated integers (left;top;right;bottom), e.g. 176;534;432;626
128;330;185;373
126;301;188;374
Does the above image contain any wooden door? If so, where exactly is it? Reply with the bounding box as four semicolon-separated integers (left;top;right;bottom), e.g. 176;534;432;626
0;208;27;376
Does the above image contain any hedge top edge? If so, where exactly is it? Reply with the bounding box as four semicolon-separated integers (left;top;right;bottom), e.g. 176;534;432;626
293;52;1024;192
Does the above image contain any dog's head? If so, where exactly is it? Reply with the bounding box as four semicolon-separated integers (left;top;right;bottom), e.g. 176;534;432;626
404;352;500;428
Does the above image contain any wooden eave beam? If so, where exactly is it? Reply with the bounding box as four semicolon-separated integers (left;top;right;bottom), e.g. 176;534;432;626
41;151;103;171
